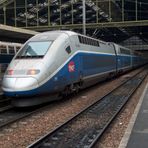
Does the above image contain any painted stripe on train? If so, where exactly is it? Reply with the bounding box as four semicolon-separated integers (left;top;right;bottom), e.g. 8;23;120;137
83;69;116;80
3;52;116;94
33;50;116;87
3;51;135;95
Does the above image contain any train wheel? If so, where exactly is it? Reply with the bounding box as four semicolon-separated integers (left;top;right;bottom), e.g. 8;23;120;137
74;84;80;94
63;86;70;97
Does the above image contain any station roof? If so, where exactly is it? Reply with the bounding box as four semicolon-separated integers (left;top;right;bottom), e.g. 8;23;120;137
0;0;147;47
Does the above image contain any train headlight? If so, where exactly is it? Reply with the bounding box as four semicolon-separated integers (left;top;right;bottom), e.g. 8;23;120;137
27;69;40;75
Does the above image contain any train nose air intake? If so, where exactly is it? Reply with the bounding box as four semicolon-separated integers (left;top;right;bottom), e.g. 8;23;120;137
2;77;17;90
2;77;39;91
14;77;39;90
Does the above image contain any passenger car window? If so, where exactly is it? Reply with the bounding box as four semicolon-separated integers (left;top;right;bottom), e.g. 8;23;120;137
0;45;7;54
9;46;15;54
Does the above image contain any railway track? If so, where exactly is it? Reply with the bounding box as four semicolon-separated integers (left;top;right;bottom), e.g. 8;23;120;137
0;102;55;129
0;107;39;129
0;94;12;112
28;69;147;148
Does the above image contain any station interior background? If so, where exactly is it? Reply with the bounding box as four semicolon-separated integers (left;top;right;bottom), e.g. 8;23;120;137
0;0;148;56
0;0;147;76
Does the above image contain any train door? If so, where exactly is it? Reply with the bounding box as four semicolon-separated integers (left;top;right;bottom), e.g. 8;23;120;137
63;38;76;84
117;46;123;71
74;35;84;83
110;43;118;74
68;35;82;83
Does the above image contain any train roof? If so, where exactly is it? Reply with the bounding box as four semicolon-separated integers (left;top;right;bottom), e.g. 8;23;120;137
113;43;132;51
30;30;77;41
38;30;77;36
32;30;107;44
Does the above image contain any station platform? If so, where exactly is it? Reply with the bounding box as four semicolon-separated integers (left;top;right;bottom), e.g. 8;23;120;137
119;83;148;148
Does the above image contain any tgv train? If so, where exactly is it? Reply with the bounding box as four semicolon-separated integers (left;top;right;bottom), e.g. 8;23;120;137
2;31;147;107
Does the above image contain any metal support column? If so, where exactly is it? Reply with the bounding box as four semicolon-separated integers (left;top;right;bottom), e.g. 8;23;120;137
136;0;138;21
36;0;39;26
122;0;124;21
71;0;74;24
3;6;6;25
83;0;86;35
60;0;62;25
140;2;141;20
14;0;17;27
109;0;111;22
48;0;50;26
25;0;28;27
96;0;98;23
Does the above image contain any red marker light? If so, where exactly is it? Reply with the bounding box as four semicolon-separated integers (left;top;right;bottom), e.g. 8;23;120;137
7;70;14;75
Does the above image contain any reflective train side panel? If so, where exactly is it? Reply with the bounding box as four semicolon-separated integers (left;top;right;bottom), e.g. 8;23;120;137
2;31;147;107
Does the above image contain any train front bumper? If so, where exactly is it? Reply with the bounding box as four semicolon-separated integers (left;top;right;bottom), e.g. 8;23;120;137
2;77;39;96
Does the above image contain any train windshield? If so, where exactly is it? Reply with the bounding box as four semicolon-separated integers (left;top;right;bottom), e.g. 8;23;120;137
16;41;52;58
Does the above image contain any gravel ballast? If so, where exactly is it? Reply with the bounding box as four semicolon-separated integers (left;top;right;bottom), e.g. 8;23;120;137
0;68;146;148
95;73;148;148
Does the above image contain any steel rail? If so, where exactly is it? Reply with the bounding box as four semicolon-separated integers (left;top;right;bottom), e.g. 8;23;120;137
0;94;12;112
0;101;59;129
28;69;147;148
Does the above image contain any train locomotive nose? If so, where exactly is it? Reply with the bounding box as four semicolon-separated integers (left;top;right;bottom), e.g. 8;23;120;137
2;77;17;90
15;77;39;90
2;77;39;92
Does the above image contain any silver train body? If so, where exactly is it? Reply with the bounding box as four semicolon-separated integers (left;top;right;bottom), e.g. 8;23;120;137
2;31;146;107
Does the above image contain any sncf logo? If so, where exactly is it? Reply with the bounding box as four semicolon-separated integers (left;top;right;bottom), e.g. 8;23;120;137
68;61;75;72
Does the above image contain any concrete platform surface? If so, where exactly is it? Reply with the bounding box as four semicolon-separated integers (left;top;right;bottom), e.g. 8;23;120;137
119;83;148;148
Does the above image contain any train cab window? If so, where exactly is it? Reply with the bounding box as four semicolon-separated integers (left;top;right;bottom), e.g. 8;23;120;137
16;41;52;58
65;46;71;54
